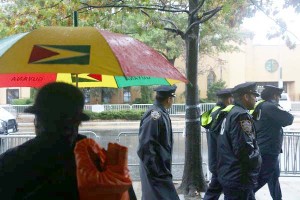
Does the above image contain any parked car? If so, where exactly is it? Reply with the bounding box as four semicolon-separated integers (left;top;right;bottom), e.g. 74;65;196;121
0;107;18;134
279;93;292;112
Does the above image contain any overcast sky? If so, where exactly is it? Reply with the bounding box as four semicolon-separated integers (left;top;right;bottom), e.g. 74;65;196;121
242;7;300;45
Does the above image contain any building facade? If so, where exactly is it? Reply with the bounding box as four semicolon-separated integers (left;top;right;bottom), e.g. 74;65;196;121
194;40;300;101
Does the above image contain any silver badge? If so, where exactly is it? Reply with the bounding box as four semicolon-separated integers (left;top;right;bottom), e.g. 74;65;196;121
151;110;161;120
240;120;253;135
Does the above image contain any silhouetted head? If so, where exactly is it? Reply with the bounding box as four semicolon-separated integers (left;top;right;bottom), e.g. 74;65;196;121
25;82;89;143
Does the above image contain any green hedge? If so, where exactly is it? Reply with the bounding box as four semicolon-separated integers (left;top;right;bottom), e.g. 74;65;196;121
11;98;34;105
84;110;144;120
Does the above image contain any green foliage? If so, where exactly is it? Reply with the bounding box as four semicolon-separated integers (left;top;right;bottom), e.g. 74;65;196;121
84;110;144;120
0;0;253;63
11;98;34;105
141;86;153;103
206;79;226;102
30;88;38;99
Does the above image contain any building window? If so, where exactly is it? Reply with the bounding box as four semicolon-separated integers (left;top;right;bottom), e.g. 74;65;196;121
207;71;216;88
6;89;19;104
265;59;279;73
123;87;131;103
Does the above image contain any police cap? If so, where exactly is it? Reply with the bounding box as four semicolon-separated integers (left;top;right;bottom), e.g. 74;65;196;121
261;85;283;100
216;88;232;98
232;82;259;97
263;85;283;94
24;82;90;121
154;85;177;97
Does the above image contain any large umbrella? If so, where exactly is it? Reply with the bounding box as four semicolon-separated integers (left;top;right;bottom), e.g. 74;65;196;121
0;73;180;88
0;26;187;84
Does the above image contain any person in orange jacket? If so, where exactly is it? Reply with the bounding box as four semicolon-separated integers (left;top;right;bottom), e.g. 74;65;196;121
75;138;134;200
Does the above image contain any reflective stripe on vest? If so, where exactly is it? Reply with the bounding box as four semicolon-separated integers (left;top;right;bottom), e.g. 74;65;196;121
249;100;265;114
201;106;221;127
215;104;235;120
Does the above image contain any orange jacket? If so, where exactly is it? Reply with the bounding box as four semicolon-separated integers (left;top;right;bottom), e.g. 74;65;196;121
74;138;132;200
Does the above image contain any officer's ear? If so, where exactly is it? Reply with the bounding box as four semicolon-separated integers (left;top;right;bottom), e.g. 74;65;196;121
242;93;249;101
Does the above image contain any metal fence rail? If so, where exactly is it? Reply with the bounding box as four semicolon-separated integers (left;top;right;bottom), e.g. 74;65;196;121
1;131;299;180
1;103;216;116
1;102;300;116
0;131;100;154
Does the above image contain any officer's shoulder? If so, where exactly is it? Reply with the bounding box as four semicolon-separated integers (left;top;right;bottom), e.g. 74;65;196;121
230;106;247;115
262;101;281;110
231;108;251;120
149;109;161;120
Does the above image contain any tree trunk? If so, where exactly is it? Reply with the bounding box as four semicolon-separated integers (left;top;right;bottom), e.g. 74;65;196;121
178;0;207;196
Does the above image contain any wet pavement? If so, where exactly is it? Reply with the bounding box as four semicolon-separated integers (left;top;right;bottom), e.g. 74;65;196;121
133;177;300;199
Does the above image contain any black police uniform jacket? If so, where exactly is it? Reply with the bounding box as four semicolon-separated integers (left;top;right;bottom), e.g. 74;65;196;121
217;103;261;189
206;102;226;174
253;100;294;155
137;101;179;200
0;133;86;200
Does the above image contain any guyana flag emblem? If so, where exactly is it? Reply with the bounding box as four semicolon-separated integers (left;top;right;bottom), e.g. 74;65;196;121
71;74;102;83
28;45;90;65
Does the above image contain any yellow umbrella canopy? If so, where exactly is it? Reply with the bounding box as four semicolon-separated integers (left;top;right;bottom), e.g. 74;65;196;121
0;26;188;85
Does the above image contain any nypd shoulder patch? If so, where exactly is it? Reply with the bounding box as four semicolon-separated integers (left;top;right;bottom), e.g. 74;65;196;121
151;110;161;120
240;120;253;135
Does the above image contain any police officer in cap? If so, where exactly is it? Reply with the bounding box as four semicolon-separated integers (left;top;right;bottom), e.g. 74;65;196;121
137;85;180;200
250;85;294;200
0;82;90;199
217;82;262;200
202;88;233;200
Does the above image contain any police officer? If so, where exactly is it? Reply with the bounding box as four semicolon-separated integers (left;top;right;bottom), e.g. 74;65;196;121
137;85;179;200
250;85;294;200
202;88;233;200
217;82;262;200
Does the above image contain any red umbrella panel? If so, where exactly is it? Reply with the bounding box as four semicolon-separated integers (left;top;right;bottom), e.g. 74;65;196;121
0;73;181;88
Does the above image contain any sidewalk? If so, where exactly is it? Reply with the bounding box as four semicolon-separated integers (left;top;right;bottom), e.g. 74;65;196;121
133;177;300;199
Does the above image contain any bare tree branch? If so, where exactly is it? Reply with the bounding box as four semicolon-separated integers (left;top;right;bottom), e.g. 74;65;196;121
141;9;185;38
184;6;221;37
190;0;205;16
164;28;185;39
80;2;189;14
201;6;222;18
40;0;63;10
198;6;222;23
249;0;300;43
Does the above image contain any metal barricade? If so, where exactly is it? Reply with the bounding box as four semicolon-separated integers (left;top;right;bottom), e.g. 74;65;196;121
280;132;300;176
0;131;100;154
0;135;34;154
1;130;299;180
2;103;219;115
116;131;210;181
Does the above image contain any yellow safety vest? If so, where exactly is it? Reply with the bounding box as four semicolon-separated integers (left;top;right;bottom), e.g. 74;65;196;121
201;106;221;128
